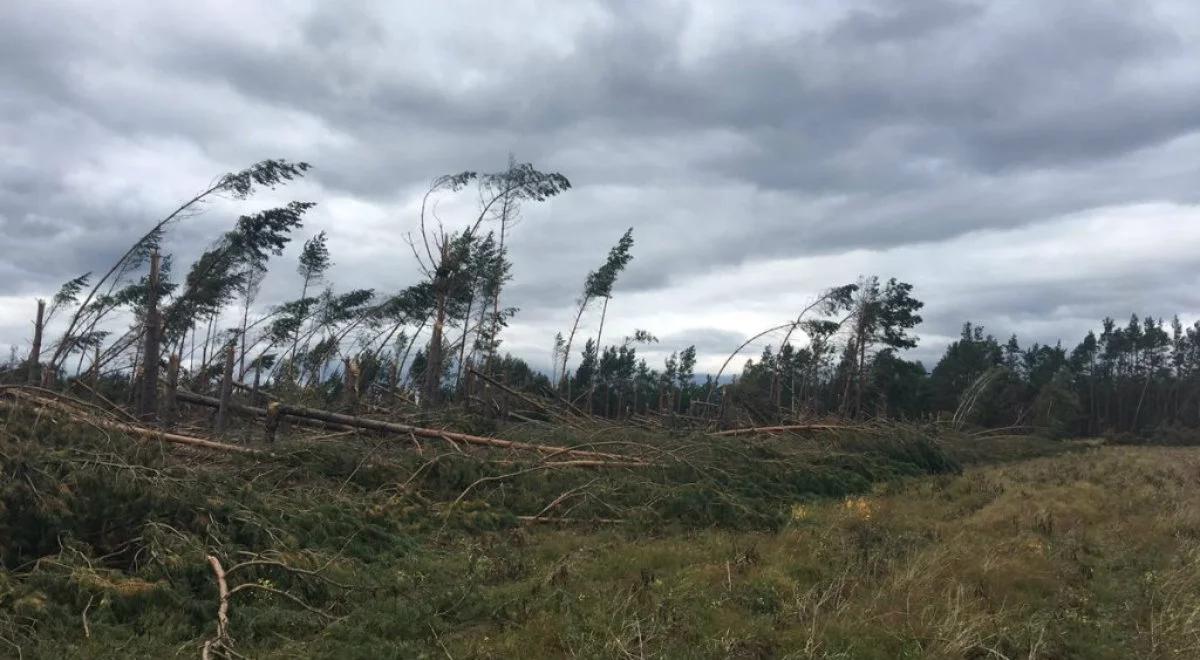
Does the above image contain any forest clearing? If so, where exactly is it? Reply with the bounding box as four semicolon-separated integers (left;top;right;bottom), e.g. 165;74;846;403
7;2;1200;657
1;158;1199;658
1;399;1198;658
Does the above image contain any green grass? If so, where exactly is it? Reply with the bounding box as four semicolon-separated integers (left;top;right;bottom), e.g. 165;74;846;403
1;408;1193;658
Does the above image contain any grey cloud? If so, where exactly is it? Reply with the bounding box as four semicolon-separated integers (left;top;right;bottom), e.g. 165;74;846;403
655;327;747;356
3;0;1200;364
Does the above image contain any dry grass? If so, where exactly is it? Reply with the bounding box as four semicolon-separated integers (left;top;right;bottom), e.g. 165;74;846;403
437;446;1200;658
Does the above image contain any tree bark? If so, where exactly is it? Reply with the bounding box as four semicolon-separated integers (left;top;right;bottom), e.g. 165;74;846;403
136;251;161;421
454;293;475;391
342;357;359;412
588;296;610;414
713;423;863;437
423;275;448;408
27;299;45;385
559;298;590;391
215;343;236;435
163;352;180;428
89;345;100;391
486;192;511;370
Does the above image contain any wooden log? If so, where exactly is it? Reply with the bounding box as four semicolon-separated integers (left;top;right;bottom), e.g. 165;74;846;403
264;402;281;443
163;352;180;427
89;345;100;391
136;251;161;421
177;389;641;463
176;389;352;432
711;423;863;437
233;379;277;401
494;459;653;469
215;343;236;436
342;357;359;412
27;299;45;385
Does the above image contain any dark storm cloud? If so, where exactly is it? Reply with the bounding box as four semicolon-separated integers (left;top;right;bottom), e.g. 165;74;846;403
3;0;1200;366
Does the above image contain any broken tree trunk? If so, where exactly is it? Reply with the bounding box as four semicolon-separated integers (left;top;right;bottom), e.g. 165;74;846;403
89;345;100;391
215;343;236;436
163;352;180;428
136;251;161;421
422;267;449;409
203;554;232;659
27;299;45;385
264;402;281;443
342;357;359;412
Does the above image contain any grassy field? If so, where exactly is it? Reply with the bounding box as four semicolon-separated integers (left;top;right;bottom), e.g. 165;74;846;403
396;445;1200;659
2;412;1198;658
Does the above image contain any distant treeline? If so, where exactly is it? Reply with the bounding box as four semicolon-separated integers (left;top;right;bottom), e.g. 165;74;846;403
730;314;1200;438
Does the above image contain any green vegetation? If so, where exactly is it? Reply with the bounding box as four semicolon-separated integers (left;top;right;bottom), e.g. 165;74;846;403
4;157;1199;659
14;404;1195;658
5;412;1197;658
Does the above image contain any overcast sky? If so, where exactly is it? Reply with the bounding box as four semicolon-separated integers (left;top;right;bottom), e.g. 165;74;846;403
3;0;1200;374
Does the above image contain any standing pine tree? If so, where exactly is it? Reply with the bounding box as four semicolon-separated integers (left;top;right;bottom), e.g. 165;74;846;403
412;163;569;408
288;231;332;375
558;228;635;393
676;345;697;413
478;158;570;369
839;276;923;418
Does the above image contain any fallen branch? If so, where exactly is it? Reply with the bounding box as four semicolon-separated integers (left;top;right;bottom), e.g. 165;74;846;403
232;380;277;400
711;423;866;437
468;367;577;425
202;555;234;660
969;425;1036;437
532;479;597;518
517;516;626;525
227;583;340;621
202;553;343;659
543;384;603;422
507;410;549;426
70;380;140;422
82;594;94;639
491;459;654;469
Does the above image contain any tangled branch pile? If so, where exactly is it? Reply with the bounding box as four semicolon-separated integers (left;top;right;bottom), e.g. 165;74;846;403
0;387;969;657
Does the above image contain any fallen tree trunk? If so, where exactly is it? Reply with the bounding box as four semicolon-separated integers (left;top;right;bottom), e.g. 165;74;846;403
468;367;577;426
491;459;654;469
177;389;644;463
712;423;867;437
543;384;604;422
0;390;264;455
176;389;354;432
